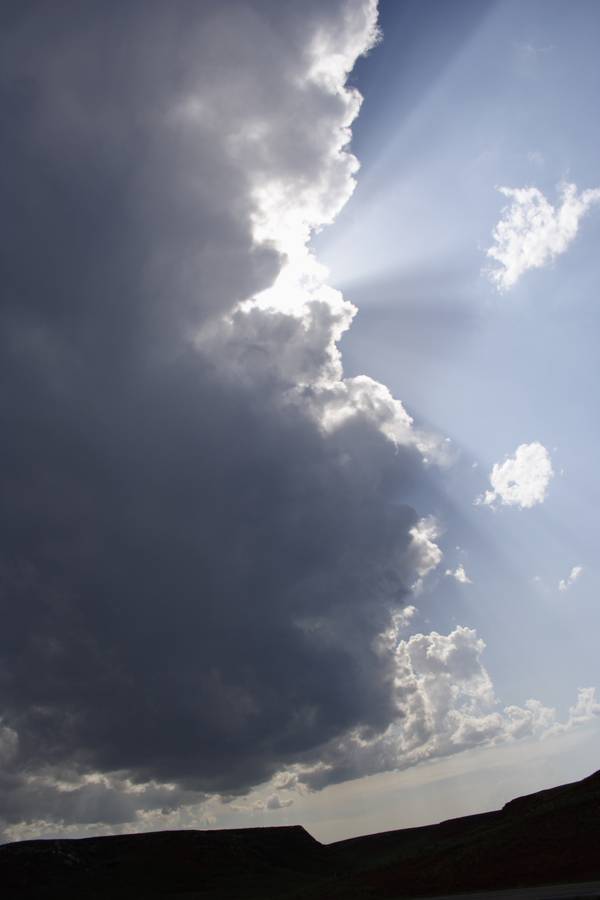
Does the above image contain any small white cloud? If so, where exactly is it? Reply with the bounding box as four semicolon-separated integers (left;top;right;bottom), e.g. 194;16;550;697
445;564;472;585
566;686;600;726
395;605;417;627
558;565;583;592
485;182;600;290
476;442;553;509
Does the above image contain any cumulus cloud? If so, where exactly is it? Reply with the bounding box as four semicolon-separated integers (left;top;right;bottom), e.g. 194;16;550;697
227;790;294;814
565;687;600;727
285;627;600;791
486;182;600;290
558;565;583;592
477;442;553;509
0;0;457;838
445;564;472;584
406;517;443;595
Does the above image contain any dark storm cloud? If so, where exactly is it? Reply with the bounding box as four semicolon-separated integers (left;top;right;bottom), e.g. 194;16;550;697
0;768;188;829
0;0;446;834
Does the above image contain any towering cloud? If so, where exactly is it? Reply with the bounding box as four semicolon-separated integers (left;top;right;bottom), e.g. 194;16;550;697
0;0;447;836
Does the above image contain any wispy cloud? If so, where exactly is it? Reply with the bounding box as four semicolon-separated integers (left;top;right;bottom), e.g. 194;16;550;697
514;41;554;57
559;565;583;592
527;150;544;166
485;182;600;290
476;442;553;509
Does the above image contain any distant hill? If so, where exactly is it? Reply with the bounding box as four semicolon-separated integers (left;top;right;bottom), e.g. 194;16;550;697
329;768;600;898
1;769;599;898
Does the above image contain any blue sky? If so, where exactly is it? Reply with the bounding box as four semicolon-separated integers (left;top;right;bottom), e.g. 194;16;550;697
315;0;600;719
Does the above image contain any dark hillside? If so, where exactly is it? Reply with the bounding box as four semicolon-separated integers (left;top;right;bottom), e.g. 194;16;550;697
326;769;600;897
1;770;599;898
0;825;330;899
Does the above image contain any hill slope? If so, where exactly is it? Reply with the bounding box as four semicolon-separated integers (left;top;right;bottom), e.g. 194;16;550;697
327;768;600;897
1;770;599;898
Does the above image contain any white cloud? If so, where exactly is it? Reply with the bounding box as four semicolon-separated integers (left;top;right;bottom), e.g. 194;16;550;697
407;517;443;594
285;626;600;791
486;182;600;290
445;564;472;584
565;686;600;727
477;441;553;509
558;565;583;592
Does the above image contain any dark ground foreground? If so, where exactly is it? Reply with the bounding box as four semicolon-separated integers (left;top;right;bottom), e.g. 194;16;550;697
1;769;599;899
416;883;600;900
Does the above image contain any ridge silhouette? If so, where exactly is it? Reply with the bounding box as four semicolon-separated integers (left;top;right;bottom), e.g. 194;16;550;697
1;769;599;898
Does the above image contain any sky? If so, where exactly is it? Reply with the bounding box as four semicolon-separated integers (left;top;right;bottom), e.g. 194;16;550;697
0;0;599;844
